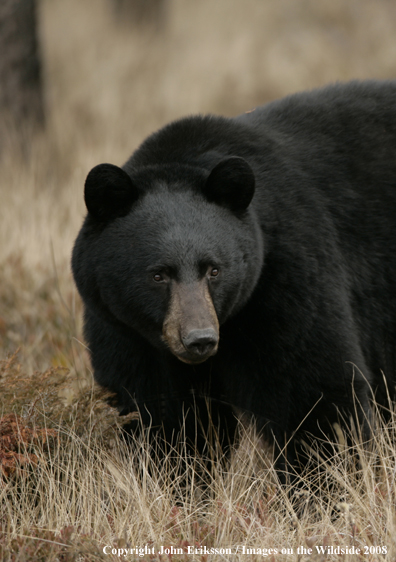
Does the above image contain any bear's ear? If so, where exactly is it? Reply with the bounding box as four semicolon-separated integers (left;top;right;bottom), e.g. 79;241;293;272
203;157;255;212
84;163;139;221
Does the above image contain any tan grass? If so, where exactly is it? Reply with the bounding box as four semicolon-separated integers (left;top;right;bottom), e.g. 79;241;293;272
1;0;396;558
2;389;396;560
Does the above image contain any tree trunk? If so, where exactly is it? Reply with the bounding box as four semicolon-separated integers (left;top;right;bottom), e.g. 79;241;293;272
0;0;45;132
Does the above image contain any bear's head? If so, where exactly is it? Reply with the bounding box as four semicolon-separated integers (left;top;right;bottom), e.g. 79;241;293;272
72;157;264;364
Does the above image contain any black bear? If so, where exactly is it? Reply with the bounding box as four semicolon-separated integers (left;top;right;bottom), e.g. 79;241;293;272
72;80;396;477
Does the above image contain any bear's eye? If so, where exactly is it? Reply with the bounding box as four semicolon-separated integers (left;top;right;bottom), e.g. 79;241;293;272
210;268;219;278
153;273;164;283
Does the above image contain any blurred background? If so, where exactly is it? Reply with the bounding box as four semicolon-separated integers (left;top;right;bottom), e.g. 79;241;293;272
1;0;396;374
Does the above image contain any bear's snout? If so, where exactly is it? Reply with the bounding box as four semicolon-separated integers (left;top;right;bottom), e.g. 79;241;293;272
182;328;219;359
162;279;219;364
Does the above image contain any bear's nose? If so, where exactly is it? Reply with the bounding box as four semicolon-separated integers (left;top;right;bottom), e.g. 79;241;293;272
182;328;219;357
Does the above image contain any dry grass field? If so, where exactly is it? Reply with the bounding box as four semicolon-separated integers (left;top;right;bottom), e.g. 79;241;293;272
1;0;396;559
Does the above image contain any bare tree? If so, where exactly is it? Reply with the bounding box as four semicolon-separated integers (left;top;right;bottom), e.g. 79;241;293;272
0;0;45;133
112;0;167;30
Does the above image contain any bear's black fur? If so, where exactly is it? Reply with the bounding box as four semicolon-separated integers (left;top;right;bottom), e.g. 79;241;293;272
72;81;396;476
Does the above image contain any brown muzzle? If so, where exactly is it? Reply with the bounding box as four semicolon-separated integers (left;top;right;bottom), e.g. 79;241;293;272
162;280;219;364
